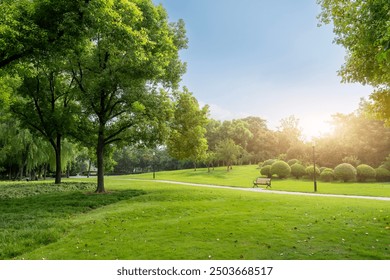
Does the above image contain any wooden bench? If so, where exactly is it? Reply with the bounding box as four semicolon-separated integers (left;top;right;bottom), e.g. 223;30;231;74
253;177;271;188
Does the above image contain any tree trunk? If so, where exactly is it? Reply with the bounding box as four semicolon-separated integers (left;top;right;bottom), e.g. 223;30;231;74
87;159;92;178
43;163;47;180
19;165;24;180
54;134;62;184
96;127;105;193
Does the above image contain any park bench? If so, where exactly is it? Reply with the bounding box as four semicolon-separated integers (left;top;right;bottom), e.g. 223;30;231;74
253;177;271;188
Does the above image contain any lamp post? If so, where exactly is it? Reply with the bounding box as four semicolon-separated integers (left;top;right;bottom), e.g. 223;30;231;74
152;151;156;179
312;142;317;192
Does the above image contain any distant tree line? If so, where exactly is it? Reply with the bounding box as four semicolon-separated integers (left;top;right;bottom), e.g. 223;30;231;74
108;103;390;177
2;99;389;180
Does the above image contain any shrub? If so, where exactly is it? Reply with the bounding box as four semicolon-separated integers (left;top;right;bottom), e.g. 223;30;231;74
356;164;376;182
290;163;306;179
305;165;320;179
320;168;334;182
334;163;357;182
262;159;275;167
287;159;300;166
375;167;390;182
270;160;291;179
260;165;272;178
319;167;327;173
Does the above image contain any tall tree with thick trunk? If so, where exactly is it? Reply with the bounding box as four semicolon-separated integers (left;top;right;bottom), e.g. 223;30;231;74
10;58;78;184
70;0;187;193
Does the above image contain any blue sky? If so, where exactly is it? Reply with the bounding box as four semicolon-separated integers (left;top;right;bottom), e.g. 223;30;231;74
154;0;373;140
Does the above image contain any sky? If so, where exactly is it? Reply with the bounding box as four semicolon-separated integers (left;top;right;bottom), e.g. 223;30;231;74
153;0;373;141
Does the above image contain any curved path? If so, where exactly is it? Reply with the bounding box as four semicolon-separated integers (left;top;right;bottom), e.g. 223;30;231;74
125;179;390;201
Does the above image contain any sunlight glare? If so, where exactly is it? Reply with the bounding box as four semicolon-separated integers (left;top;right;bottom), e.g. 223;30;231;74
300;116;333;141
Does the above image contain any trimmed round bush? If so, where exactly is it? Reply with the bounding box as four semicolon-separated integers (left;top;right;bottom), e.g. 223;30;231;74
290;163;306;179
270;160;291;179
356;164;376;182
305;165;320;179
260;165;272;178
375;167;390;182
262;159;276;167
334;163;357;182
287;159;300;166
320;168;334;182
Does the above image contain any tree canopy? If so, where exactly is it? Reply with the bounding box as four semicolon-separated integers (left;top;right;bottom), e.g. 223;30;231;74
167;88;209;169
317;0;390;125
0;0;92;68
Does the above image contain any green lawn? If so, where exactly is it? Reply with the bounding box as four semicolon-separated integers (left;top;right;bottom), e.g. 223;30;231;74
1;176;389;260
125;165;390;197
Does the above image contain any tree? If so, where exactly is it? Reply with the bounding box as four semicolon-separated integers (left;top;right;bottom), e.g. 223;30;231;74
0;119;50;180
275;115;302;155
70;0;187;192
220;119;253;150
204;151;216;173
331;113;390;166
205;119;223;151
215;139;241;171
10;55;78;184
243;116;272;163
317;0;390;124
0;0;92;69
167;89;209;170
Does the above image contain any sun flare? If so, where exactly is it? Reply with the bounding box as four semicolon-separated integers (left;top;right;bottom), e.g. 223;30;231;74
300;116;334;141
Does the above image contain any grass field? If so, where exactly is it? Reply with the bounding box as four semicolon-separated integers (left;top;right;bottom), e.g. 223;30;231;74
125;165;390;197
1;168;389;260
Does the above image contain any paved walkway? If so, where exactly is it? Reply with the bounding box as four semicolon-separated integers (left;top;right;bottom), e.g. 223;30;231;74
124;179;390;201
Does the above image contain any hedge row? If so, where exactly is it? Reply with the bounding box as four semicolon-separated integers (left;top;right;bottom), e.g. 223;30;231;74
259;159;390;182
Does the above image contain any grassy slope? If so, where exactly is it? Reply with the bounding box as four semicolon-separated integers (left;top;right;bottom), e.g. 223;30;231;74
124;165;390;197
12;178;390;260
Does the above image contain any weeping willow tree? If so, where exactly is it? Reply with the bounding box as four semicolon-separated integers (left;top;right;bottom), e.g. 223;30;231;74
0;120;48;180
47;139;79;178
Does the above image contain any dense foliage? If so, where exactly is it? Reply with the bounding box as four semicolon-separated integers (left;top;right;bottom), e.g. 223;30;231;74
290;163;306;179
270;160;291;179
305;165;321;180
375;167;390;182
260;165;272;178
320;168;334;182
334;163;357;182
317;0;390;125
356;164;376;182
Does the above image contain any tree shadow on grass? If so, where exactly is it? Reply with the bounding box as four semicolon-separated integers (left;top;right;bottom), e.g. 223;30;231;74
0;185;146;259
